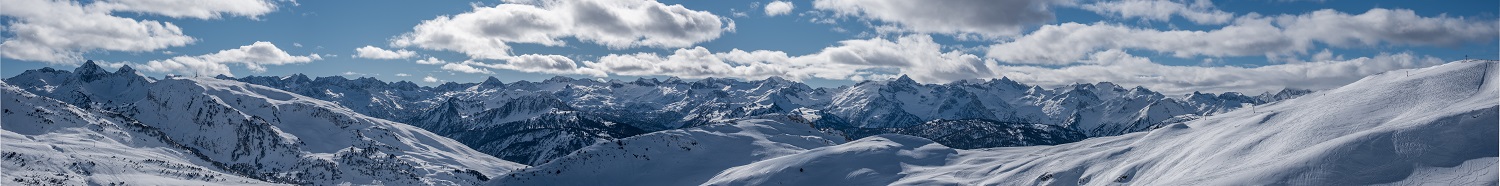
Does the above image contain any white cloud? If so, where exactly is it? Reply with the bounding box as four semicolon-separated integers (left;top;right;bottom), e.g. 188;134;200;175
1078;0;1233;24
492;54;607;77
764;1;794;16
796;34;996;82
994;50;1447;95
586;47;795;80
395;73;412;77
577;33;1455;95
353;46;417;59
140;41;322;76
585;35;996;83
440;61;494;74
1277;8;1497;47
416;57;447;65
812;0;1060;38
88;0;279;19
392;0;729;59
423;75;442;83
0;0;280;64
987;8;1498;65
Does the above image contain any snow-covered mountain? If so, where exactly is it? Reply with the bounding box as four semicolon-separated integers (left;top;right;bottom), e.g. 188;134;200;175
492;114;844;185
4;60;1487;185
227;70;1305;165
2;81;276;185
3;61;526;185
703;60;1498;185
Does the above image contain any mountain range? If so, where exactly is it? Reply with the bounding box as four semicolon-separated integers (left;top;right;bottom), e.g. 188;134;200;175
6;60;1489;185
215;63;1307;165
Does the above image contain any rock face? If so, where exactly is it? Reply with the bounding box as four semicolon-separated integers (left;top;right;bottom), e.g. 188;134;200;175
2;64;525;185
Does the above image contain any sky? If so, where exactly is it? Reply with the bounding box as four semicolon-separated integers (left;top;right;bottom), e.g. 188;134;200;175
2;0;1497;95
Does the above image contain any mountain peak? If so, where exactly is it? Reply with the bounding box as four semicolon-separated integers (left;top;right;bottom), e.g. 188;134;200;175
74;60;116;82
116;64;136;74
479;76;505;88
764;76;789;83
544;76;576;83
75;60;108;75
893;74;915;84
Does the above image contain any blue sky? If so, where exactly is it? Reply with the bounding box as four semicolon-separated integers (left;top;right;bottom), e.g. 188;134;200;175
2;0;1496;94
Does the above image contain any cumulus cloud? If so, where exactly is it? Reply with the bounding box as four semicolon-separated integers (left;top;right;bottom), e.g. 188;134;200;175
1078;0;1233;24
440;61;494;74
812;0;1059;38
493;54;607;77
585;35;997;83
353;46;417;59
88;0;279;19
576;33;1456;95
586;47;795;80
395;73;412;77
994;50;1447;95
415;57;447;65
764;1;794;16
392;0;729;59
987;8;1498;65
423;75;442;83
140;41;322;76
0;0;280;64
430;54;606;76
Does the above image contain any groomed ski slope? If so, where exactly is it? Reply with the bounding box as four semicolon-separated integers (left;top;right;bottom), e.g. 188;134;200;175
704;60;1498;185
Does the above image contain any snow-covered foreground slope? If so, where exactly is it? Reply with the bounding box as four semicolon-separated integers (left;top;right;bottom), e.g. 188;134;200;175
3;62;527;185
2;82;277;185
706;60;1498;185
491;115;845;185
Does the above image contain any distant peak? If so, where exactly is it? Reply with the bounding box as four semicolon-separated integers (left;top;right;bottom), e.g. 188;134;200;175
764;76;788;82
1130;86;1153;92
892;74;916;84
481;76;504;84
116;64;136;74
75;60;107;74
544;76;575;83
284;73;312;82
478;76;506;89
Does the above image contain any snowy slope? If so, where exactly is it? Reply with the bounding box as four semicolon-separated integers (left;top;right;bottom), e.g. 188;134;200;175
706;60;1498;185
491;115;845;186
3;63;528;185
122;78;525;185
2;82;277;185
